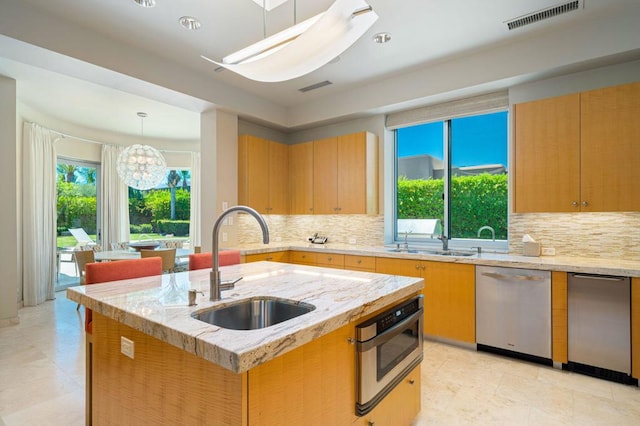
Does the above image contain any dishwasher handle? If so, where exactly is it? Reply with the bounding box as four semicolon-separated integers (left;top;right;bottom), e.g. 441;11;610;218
571;274;627;281
480;271;546;281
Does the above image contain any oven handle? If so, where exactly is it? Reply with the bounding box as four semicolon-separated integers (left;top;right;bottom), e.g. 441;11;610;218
357;309;423;352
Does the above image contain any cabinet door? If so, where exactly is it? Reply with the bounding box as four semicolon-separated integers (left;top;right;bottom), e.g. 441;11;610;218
245;251;290;263
289;250;318;265
422;262;475;343
514;94;581;212
268;140;289;214
375;257;423;277
354;365;421;426
238;135;270;213
313;137;338;214
581;82;640;211
344;255;375;272
289;142;314;214
337;133;366;214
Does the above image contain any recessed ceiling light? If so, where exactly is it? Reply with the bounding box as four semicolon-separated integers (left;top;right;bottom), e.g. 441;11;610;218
179;16;201;30
133;0;156;8
373;32;391;44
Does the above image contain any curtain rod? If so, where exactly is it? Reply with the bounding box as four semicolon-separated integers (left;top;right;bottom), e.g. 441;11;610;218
25;120;196;154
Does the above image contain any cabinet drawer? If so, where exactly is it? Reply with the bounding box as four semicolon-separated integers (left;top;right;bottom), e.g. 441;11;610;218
290;251;318;265
316;253;345;268
245;251;289;263
344;255;375;271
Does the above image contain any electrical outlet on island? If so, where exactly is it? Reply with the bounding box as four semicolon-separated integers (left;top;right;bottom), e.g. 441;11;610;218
541;247;556;256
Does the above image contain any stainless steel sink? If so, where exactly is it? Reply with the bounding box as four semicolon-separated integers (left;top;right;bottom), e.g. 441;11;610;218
192;297;316;330
386;248;419;253
421;250;476;257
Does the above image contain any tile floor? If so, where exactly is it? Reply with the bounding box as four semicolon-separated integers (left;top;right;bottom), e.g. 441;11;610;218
1;292;639;425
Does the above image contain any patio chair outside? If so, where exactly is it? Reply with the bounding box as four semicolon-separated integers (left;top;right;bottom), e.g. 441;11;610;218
68;228;97;247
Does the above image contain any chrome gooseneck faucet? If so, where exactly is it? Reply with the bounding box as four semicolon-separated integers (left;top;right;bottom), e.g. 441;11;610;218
477;225;495;241
210;205;269;301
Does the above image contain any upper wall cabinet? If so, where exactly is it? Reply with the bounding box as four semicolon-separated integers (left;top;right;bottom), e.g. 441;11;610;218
313;132;378;215
514;81;640;213
238;135;289;215
289;141;314;214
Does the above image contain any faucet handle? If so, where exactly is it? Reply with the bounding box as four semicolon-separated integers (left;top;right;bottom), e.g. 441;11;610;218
219;276;243;291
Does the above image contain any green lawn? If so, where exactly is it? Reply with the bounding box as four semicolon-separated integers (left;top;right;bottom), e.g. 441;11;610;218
56;233;182;248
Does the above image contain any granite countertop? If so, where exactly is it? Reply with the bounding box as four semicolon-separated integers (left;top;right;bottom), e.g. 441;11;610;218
66;261;423;374
237;242;640;277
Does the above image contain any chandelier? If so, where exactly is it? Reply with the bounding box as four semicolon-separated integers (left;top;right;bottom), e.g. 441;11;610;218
116;112;166;190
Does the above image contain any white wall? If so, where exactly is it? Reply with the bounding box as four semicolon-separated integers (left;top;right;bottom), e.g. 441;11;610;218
0;75;19;325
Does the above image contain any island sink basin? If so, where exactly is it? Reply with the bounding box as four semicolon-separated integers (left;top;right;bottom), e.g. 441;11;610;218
192;297;316;330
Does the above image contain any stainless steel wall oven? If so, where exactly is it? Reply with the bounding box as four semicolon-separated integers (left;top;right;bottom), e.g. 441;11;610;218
355;295;423;416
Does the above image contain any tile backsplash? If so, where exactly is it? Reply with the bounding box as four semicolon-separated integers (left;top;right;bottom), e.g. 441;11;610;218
509;212;640;261
237;214;385;247
237;212;640;261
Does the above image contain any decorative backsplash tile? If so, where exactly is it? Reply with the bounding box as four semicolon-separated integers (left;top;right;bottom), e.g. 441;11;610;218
237;212;640;261
509;212;640;261
237;214;385;247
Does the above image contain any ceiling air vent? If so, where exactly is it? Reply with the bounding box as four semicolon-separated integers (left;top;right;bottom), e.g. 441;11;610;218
506;0;583;30
299;80;333;93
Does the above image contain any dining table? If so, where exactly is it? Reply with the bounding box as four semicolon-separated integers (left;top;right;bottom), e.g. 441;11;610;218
94;248;192;262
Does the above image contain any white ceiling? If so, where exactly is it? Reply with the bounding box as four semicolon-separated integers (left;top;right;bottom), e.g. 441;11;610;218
0;0;639;140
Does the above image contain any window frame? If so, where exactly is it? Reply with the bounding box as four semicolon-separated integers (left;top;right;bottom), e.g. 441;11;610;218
391;110;509;252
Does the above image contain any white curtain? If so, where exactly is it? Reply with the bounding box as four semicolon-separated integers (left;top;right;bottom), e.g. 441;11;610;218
189;152;201;247
22;122;57;306
101;145;130;249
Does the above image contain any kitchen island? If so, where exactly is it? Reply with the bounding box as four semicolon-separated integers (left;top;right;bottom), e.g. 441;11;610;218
67;261;423;425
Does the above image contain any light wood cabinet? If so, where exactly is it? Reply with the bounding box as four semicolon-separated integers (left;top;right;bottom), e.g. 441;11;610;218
245;251;289;263
375;257;475;343
353;365;421;426
313;132;378;215
514;82;640;213
238;134;289;214
289;141;314;214
632;277;640;379
248;322;356;425
580;82;640;211
289;250;318;265
551;271;568;364
514;93;581;213
344;254;375;272
315;253;345;269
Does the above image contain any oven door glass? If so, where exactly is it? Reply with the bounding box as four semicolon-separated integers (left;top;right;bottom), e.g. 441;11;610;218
377;320;420;381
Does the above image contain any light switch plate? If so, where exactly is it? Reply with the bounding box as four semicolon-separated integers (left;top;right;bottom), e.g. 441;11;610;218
121;336;134;359
541;247;556;256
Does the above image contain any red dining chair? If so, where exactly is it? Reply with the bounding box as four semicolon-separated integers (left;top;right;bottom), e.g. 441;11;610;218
82;256;162;425
188;250;241;271
84;257;163;333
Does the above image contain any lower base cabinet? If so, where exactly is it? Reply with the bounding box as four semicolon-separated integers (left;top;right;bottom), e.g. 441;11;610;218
244;251;289;263
353;365;421;425
92;305;422;425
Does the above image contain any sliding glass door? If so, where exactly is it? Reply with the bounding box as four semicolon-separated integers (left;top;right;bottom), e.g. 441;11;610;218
56;158;101;289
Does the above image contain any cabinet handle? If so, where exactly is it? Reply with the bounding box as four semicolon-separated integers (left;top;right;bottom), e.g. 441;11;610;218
266;256;273;261
327;257;332;261
571;201;579;207
415;265;420;270
421;265;426;270
582;201;589;207
356;259;362;264
368;422;375;426
408;379;415;385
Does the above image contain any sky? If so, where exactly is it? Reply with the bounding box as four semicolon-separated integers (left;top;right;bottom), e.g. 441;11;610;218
397;111;508;168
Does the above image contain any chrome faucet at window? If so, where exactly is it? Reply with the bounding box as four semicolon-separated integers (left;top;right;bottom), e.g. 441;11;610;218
477;225;495;241
210;205;269;301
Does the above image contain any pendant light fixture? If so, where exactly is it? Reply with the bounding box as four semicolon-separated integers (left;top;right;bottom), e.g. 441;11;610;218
202;0;378;82
116;112;167;190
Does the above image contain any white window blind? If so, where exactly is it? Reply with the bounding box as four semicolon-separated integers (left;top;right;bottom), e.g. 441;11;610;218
386;91;509;129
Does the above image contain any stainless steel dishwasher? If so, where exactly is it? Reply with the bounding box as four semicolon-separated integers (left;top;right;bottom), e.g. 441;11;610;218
476;266;551;361
567;273;633;383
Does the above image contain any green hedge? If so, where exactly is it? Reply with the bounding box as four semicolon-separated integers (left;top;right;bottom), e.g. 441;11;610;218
398;174;507;240
155;220;190;236
143;189;190;221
